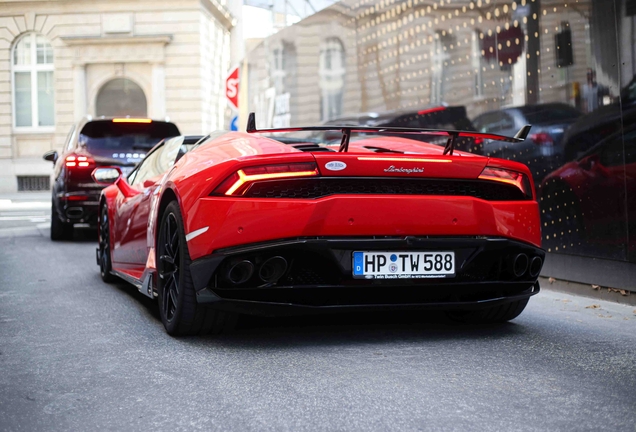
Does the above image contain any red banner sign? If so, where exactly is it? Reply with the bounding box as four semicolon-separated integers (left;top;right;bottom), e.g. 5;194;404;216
481;26;524;66
225;67;239;111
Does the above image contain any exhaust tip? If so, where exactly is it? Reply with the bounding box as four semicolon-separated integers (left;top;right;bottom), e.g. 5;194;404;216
259;256;288;283
66;207;84;219
529;256;543;278
512;253;529;277
227;260;254;285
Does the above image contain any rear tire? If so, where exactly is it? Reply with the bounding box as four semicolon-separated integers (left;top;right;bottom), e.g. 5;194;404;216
98;204;116;283
157;201;238;336
50;200;73;241
446;298;529;324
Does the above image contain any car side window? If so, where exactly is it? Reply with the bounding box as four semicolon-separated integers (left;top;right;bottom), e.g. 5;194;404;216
600;136;629;167
130;136;185;187
625;134;636;165
474;113;499;132
64;125;76;151
499;113;515;130
127;166;139;185
597;129;636;167
480;112;514;133
131;144;165;187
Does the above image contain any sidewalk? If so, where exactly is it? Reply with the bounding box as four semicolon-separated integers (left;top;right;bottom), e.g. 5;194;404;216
0;192;50;202
541;276;636;307
0;192;50;212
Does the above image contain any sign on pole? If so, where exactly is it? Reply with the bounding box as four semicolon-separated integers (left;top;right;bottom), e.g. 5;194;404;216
225;66;240;111
230;115;238;131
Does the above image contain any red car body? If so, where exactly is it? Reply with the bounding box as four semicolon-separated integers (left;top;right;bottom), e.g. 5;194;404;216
97;125;544;334
540;126;636;259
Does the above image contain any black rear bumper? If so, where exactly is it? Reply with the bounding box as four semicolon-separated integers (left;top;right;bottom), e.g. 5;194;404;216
52;191;100;225
190;236;544;316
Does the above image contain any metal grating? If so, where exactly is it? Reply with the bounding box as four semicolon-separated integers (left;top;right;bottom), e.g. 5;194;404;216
17;176;50;192
243;177;529;201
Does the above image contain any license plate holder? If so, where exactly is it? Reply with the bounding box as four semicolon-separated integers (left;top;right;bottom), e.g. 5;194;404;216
352;251;455;279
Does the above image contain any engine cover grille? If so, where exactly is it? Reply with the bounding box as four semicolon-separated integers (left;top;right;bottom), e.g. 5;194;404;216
243;177;529;201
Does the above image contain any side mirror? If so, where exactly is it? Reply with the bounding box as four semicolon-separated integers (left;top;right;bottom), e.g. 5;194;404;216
43;150;58;163
92;166;140;198
578;154;599;171
143;178;158;188
92;167;121;185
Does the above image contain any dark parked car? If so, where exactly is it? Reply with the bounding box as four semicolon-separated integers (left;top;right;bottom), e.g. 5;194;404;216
316;106;482;154
561;75;636;162
43;117;180;240
540;125;636;261
472;103;582;183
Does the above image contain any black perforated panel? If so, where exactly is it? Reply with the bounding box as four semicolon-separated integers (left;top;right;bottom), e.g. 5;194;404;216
242;177;529;201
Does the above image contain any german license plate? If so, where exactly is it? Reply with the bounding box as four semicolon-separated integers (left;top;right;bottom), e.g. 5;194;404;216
352;251;455;279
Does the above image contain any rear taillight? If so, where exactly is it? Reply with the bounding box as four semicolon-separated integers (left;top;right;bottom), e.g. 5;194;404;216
65;154;95;168
478;166;532;199
213;162;319;196
530;132;554;146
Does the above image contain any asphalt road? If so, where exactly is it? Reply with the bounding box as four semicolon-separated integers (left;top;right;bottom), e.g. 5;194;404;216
0;193;50;238
1;223;635;431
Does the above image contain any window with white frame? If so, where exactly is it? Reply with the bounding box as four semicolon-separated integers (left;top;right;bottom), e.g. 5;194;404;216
472;31;486;98
319;38;345;121
12;33;55;129
430;32;450;105
271;44;286;94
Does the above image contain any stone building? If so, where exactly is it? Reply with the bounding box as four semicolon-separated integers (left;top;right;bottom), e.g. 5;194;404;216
0;0;234;193
246;0;635;125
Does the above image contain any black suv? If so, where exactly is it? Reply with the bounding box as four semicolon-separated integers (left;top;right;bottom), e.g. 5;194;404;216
43;117;180;240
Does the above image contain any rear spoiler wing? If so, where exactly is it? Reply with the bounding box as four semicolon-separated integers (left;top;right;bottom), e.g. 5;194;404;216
246;112;531;155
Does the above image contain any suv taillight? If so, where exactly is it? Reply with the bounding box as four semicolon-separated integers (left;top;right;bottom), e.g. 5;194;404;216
65;154;95;168
213;162;319;196
530;132;554;146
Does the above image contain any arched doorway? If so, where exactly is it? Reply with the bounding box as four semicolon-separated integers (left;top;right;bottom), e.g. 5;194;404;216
95;78;147;117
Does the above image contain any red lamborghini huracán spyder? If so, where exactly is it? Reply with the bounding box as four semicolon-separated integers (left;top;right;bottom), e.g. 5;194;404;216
93;114;543;336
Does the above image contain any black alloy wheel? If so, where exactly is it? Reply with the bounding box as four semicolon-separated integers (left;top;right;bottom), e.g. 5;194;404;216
156;201;238;336
98;204;116;283
159;212;180;322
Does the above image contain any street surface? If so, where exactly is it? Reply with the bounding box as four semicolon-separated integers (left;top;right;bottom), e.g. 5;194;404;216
0;193;50;238
0;203;635;431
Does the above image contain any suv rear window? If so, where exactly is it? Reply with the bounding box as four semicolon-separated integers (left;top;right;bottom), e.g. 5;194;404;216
79;120;180;157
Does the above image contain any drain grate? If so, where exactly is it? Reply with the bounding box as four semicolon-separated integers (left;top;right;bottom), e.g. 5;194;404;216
17;176;50;191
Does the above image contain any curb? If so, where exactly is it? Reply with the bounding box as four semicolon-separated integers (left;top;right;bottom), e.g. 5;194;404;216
540;276;636;307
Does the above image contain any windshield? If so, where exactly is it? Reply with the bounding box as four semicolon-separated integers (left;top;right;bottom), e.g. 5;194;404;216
79;120;180;161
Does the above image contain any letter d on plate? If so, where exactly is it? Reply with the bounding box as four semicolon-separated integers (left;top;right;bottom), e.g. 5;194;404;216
325;161;347;171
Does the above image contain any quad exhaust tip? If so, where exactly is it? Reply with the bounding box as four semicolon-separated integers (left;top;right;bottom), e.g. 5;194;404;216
259;256;288;283
529;256;543;278
512;253;529;278
227;260;254;285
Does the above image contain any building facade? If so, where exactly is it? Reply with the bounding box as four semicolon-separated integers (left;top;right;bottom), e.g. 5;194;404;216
0;0;233;192
245;0;636;287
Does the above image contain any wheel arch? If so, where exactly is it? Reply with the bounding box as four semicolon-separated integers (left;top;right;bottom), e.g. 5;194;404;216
155;186;180;246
